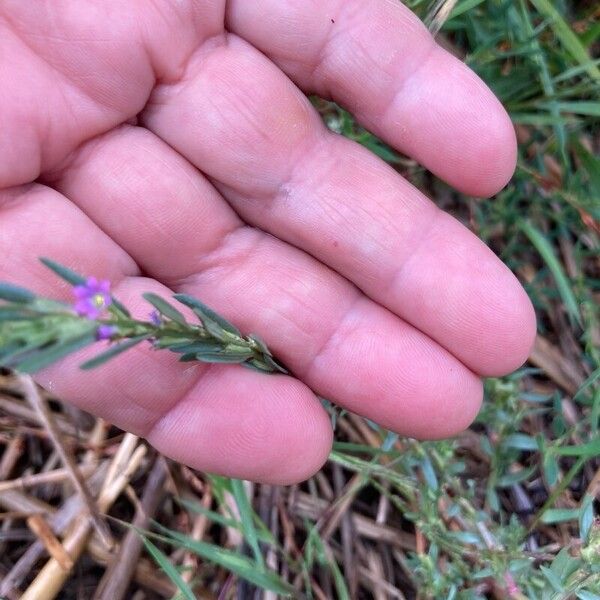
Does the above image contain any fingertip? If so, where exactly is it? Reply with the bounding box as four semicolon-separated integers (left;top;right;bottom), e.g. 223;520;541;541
399;358;484;440
424;373;483;440
398;48;517;197
478;280;537;377
460;97;518;198
254;377;334;485
148;370;333;485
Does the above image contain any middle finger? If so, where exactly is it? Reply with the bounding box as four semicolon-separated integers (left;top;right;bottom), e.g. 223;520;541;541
50;124;483;438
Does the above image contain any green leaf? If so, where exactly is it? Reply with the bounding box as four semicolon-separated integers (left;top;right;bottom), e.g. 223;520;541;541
243;359;277;374
555;438;600;458
540;564;564;593
549;546;582;580
261;354;288;374
173;294;242;338
178;498;277;546
577;591;600;600
502;433;540;451
141;536;196;600
541;508;581;524
580;495;595;542
12;330;97;373
231;479;264;571
0;282;35;304
543;452;559;487
0;310;33;321
108;297;131;319
40;257;86;285
575;142;600;206
306;526;350;600
79;334;151;370
152;526;294;596
575;367;600;402
519;220;582;328
497;465;538;488
0;342;28;363
248;334;273;357
142;293;187;325
539;101;600;117
449;0;486;19
194;352;252;365
169;341;224;354
528;0;600;82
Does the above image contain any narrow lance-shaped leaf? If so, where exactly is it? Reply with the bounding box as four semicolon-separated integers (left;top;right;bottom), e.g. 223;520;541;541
12;330;98;373
140;536;196;600
519;220;582;328
528;0;600;81
80;334;151;370
0;282;36;304
0;309;35;321
142;293;187;325
107;297;131;319
193;352;253;365
173;294;242;338
231;479;265;571
39;257;87;286
168;341;224;354
150;525;295;596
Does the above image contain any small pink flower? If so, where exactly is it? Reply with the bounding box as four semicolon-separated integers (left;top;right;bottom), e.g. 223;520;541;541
96;325;117;341
504;572;521;597
149;310;162;326
73;277;112;320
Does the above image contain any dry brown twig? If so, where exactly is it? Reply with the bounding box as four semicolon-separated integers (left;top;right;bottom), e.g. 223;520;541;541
93;456;167;600
17;374;114;549
20;433;146;600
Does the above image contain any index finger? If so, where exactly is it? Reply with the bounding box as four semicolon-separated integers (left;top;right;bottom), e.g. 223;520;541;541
227;0;517;197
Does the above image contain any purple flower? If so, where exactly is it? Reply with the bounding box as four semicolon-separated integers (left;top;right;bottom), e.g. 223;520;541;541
96;325;117;341
149;310;162;327
73;277;112;320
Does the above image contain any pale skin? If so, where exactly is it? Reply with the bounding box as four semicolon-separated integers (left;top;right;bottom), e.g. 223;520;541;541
0;1;536;484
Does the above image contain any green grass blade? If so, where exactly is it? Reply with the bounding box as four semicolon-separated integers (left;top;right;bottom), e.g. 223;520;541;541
306;526;350;600
529;0;600;81
519;220;582;327
574;367;600;402
231;479;265;571
574;142;600;198
152;526;294;596
141;536;196;600
449;0;486;20
555;438;600;458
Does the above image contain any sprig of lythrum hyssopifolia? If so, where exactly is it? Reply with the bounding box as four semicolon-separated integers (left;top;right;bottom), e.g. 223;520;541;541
0;258;286;375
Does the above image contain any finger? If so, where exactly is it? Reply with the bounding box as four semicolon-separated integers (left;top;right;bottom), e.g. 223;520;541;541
0;0;215;188
0;184;332;484
52;124;483;439
141;36;536;376
226;0;516;197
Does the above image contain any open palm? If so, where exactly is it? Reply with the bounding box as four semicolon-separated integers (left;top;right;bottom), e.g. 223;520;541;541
0;1;535;483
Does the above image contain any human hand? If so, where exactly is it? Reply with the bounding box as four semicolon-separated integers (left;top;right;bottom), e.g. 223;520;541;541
0;1;536;484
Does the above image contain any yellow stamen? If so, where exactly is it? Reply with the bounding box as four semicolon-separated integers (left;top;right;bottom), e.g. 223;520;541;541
92;294;106;308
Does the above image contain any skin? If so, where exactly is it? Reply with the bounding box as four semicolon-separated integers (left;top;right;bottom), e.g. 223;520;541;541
0;0;536;484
